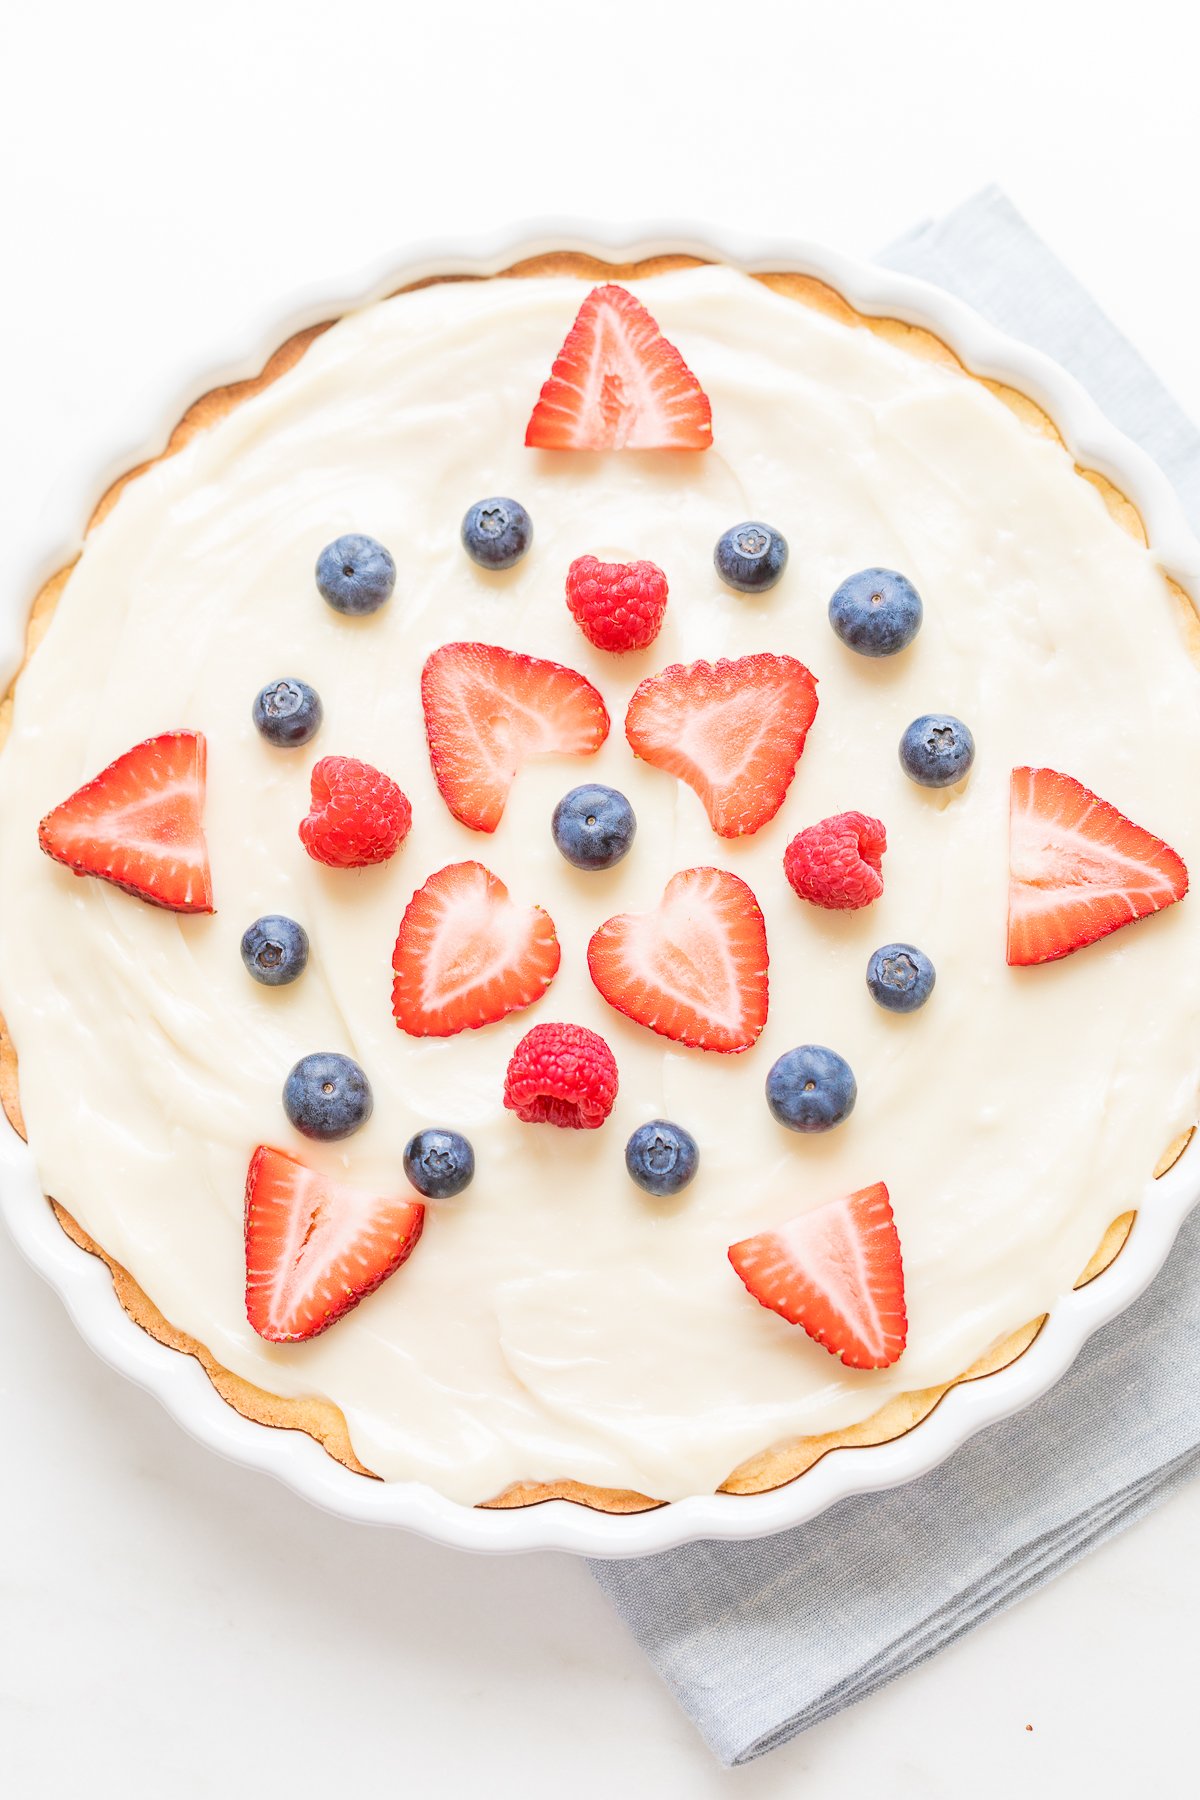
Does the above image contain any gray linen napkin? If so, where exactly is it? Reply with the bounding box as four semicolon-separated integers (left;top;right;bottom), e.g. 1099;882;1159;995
589;187;1200;1766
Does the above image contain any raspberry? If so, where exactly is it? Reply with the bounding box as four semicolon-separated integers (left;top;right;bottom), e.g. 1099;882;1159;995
502;1021;619;1129
299;756;412;869
565;555;668;653
784;812;887;911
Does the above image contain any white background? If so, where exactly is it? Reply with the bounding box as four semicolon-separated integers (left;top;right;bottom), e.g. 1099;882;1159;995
3;1;1199;1792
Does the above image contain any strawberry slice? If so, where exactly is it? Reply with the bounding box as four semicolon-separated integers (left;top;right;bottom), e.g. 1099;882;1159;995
422;642;609;832
728;1183;907;1369
392;861;560;1036
1007;767;1189;966
587;866;768;1053
525;283;713;452
625;655;819;838
38;730;213;912
244;1145;425;1344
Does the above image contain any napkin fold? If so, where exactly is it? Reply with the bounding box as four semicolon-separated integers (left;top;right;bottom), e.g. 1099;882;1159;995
589;187;1200;1766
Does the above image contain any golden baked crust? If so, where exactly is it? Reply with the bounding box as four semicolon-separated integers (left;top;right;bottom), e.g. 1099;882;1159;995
2;251;1196;1516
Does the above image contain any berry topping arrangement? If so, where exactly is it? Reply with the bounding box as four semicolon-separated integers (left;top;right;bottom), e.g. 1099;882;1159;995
283;1051;373;1141
866;943;936;1013
729;1183;907;1369
829;567;923;657
421;641;608;832
525;284;712;452
403;1128;475;1199
253;677;323;748
502;1021;619;1130
38;730;213;913
714;521;789;594
899;713;976;788
587;867;769;1054
316;533;396;615
299;755;411;868
551;783;637;870
766;1045;858;1134
461;497;533;571
565;555;668;652
1006;767;1188;965
391;861;560;1037
624;653;819;838
244;1146;424;1344
784;811;887;912
28;276;1194;1381
241;914;310;987
625;1120;699;1197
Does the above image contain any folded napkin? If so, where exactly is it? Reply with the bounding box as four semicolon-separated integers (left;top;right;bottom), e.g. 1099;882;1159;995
589;186;1200;1766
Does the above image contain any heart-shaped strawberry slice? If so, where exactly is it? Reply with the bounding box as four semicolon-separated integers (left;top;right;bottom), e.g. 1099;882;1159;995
392;861;560;1037
587;866;768;1053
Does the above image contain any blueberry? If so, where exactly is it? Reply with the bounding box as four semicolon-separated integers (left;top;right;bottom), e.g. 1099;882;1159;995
252;677;323;748
461;497;533;571
714;521;788;593
241;915;309;986
551;784;636;871
829;567;923;657
866;943;935;1013
403;1128;475;1199
766;1044;857;1133
283;1052;373;1141
316;534;396;615
625;1120;699;1197
899;713;975;787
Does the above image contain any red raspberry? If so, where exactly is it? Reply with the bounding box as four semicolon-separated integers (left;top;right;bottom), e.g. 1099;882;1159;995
784;811;887;911
565;555;668;653
503;1021;619;1129
299;756;412;868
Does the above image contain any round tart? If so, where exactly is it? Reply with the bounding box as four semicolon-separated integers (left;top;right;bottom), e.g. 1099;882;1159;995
1;253;1198;1513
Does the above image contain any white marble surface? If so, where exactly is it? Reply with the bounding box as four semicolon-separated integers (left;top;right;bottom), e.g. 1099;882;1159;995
3;1;1199;1791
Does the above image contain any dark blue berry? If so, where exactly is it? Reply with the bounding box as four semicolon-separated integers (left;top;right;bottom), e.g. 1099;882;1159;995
316;534;396;615
283;1052;372;1141
252;677;323;748
766;1044;857;1133
625;1121;699;1196
241;915;309;986
551;784;636;871
829;567;923;657
403;1128;475;1199
461;497;533;571
714;521;788;593
899;713;975;787
866;943;936;1013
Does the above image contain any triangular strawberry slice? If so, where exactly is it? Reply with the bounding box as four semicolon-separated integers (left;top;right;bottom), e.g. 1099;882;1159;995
728;1183;907;1369
625;655;819;838
587;866;768;1053
1007;766;1188;966
244;1145;425;1344
38;729;213;912
392;861;560;1036
525;283;713;451
421;642;609;832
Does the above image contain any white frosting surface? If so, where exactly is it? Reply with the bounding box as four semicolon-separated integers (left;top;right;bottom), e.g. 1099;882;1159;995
2;266;1199;1504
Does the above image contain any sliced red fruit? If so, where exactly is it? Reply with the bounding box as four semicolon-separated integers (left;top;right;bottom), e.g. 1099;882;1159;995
244;1145;425;1344
422;642;609;832
37;730;213;912
392;861;560;1037
728;1182;907;1370
1007;766;1189;966
625;654;819;838
525;283;713;452
587;866;768;1053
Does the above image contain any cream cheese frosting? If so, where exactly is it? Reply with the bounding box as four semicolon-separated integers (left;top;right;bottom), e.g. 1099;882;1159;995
1;265;1199;1504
